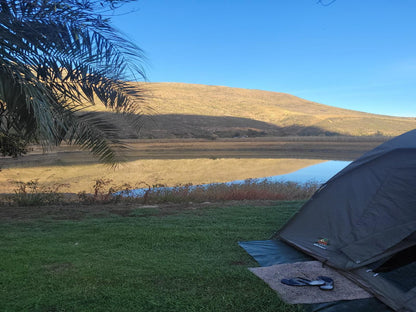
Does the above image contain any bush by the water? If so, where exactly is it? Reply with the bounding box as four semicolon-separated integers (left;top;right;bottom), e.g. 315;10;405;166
2;178;320;206
118;179;320;204
5;180;69;206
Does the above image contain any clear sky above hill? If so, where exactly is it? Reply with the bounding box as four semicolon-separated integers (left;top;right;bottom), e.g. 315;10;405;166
112;0;416;117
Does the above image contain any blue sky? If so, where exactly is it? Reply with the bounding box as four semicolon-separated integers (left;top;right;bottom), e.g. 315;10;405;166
112;0;416;117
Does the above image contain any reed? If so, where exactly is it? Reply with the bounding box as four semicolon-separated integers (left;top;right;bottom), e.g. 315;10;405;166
2;178;319;206
123;179;320;204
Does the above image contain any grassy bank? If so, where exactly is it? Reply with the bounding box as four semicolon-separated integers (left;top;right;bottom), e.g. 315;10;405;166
0;201;304;312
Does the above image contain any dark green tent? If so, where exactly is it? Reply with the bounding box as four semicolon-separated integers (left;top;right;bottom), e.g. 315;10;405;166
278;129;416;311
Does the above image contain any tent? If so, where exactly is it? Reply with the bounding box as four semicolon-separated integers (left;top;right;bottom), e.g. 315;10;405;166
277;129;416;311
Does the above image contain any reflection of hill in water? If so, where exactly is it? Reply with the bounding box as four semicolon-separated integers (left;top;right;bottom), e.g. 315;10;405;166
266;160;351;184
125;160;352;197
0;158;326;194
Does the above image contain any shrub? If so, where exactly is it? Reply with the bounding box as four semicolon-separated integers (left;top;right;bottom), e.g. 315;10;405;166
9;179;69;206
6;177;320;206
119;179;320;204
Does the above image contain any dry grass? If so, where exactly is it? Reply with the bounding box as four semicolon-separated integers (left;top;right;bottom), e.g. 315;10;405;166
78;82;416;140
133;82;416;137
129;180;320;204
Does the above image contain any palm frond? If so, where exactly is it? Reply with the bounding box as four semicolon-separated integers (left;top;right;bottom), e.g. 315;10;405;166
65;111;128;165
0;0;148;163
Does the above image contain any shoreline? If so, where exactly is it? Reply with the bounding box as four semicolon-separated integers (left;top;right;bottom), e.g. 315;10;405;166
0;136;387;167
0;136;386;194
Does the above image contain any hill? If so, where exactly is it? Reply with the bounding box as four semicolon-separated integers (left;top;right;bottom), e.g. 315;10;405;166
93;82;416;138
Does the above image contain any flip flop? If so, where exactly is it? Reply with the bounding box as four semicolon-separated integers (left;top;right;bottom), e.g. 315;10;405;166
281;278;308;286
295;277;326;286
281;277;325;286
317;276;334;290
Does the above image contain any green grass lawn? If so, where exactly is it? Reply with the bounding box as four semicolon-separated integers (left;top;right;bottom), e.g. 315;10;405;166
0;201;305;312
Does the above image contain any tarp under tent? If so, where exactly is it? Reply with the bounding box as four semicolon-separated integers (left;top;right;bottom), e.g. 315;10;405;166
275;129;416;311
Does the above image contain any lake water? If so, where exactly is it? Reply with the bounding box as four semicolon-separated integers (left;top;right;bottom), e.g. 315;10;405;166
122;160;351;197
240;160;351;184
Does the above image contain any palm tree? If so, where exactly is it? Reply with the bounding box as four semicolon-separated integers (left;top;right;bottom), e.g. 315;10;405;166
0;0;147;164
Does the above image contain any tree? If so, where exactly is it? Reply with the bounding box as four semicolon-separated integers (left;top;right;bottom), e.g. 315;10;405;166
0;0;147;164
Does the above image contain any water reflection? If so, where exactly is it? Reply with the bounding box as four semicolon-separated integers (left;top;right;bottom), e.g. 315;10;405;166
247;160;351;184
124;160;351;197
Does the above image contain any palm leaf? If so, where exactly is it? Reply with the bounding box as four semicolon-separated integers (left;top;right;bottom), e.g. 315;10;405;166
0;0;147;163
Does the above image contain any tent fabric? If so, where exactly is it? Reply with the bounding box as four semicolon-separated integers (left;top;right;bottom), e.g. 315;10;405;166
303;298;393;312
279;149;416;270
277;129;416;311
325;129;416;183
344;265;416;311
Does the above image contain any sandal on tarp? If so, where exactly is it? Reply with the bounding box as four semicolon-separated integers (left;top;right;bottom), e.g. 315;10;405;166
317;276;334;290
281;277;325;286
281;278;308;286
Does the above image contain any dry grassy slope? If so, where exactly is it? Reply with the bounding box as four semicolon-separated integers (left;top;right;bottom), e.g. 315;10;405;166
126;82;416;137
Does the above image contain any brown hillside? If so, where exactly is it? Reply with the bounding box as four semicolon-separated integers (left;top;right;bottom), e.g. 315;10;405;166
97;82;416;138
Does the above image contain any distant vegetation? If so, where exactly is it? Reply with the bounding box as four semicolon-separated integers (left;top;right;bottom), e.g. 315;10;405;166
97;82;415;139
